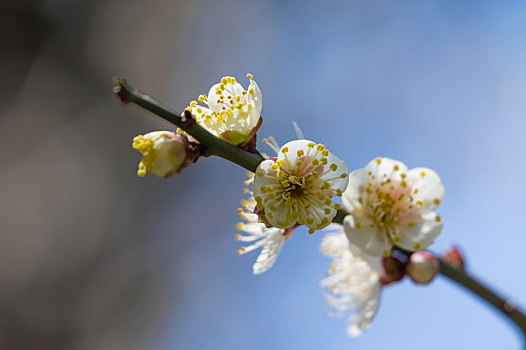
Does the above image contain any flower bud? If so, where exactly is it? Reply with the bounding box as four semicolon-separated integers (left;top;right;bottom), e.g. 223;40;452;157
406;251;439;284
132;131;191;178
380;254;406;285
441;246;465;269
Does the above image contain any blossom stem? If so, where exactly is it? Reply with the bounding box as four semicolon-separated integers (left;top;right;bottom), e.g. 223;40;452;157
114;78;526;342
113;77;264;172
389;243;526;341
438;258;526;339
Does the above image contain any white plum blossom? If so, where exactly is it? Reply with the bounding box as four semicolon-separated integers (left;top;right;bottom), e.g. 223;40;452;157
132;131;189;178
253;140;349;233
342;157;444;257
234;134;295;274
320;227;382;338
235;194;293;274
182;74;262;145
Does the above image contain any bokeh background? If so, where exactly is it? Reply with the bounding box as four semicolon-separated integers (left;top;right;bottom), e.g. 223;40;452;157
2;0;526;349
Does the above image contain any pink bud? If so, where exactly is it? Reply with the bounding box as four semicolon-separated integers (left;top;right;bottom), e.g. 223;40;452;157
441;246;465;269
406;251;439;284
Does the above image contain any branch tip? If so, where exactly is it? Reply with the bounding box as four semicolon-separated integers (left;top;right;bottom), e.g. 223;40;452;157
112;77;131;104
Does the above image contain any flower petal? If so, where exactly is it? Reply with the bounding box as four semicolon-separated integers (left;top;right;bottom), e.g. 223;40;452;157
342;168;367;209
238;222;266;236
236;189;289;275
363;157;408;181
346;276;381;338
319;229;383;338
207;81;244;111
319;151;349;192
253;229;285;274
349;243;383;275
187;106;225;137
253;160;285;228
276;139;310;163
307;205;336;231
396;211;443;251
247;78;263;115
406;167;444;210
344;215;391;256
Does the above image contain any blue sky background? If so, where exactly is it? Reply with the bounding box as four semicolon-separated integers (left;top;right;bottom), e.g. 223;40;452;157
137;1;526;349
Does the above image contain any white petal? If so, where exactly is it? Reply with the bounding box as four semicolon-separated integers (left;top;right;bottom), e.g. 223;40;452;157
253;229;285;274
342;168;367;211
223;111;254;137
247;79;263;115
188;106;225;136
319;230;383;338
207;81;245;111
322;228;383;274
205;83;223;111
346;277;381;338
306;205;336;231
348;243;383;275
344;215;389;257
235;234;260;242
406;167;444;210
396;211;443;251
253;160;279;189
319;226;349;256
229;81;245;97
239;210;259;223
276;139;311;163
363;157;408;181
253;160;284;228
245;110;261;134
319;151;349;192
238;222;266;236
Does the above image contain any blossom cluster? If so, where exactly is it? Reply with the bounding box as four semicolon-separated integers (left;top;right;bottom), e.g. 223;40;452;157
237;155;443;337
128;74;446;339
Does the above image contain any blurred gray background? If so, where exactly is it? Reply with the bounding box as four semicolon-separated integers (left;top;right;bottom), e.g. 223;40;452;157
1;0;526;349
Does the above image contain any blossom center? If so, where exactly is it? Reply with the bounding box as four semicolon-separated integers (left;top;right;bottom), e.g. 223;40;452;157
281;174;307;199
363;178;415;231
253;140;349;233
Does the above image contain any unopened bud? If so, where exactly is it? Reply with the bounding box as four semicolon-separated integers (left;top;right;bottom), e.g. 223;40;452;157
380;254;406;285
406;251;439;284
441;246;464;269
132;131;193;178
